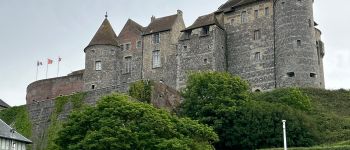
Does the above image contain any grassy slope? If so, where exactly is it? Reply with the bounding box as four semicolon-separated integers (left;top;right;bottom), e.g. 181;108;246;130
262;88;350;150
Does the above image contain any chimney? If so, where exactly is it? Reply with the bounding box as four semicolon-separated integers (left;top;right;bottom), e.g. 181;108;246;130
151;16;156;22
177;10;183;16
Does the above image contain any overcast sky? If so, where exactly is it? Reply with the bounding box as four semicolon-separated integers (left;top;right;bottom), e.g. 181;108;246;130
0;0;349;106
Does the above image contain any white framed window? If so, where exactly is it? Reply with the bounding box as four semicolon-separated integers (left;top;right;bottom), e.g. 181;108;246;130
153;33;160;44
254;30;261;40
255;52;261;61
124;56;132;73
265;7;270;16
95;61;102;71
241;11;247;23
152;50;161;68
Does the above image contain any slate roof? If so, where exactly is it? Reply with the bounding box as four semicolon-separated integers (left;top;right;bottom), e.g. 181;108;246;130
86;18;119;50
0;99;10;108
0;119;32;144
118;19;145;37
143;14;178;35
218;0;257;12
182;13;223;31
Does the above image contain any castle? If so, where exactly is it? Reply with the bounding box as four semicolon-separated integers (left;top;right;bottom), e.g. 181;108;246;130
26;0;325;104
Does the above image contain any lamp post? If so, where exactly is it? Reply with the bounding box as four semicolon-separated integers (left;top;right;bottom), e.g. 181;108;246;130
282;120;287;150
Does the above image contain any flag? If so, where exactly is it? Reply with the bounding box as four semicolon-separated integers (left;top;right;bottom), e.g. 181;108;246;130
48;59;53;64
58;57;62;62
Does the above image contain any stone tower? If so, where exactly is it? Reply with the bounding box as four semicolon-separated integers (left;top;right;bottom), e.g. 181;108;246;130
83;17;122;91
274;0;322;88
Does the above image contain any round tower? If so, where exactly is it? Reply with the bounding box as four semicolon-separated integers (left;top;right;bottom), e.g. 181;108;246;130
83;16;121;91
274;0;322;88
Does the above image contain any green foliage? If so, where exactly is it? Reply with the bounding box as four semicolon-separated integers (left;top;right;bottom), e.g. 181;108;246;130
129;80;152;103
0;106;32;150
179;72;323;149
179;72;252;149
55;93;218;150
180;71;249;119
46;93;86;150
229;100;318;149
300;88;350;144
252;88;312;111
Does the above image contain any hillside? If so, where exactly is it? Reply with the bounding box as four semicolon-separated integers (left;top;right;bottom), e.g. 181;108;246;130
0;88;349;149
257;88;350;149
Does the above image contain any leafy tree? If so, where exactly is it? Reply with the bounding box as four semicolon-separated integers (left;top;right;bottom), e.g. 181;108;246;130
228;100;318;149
179;72;250;148
179;72;318;149
55;93;218;150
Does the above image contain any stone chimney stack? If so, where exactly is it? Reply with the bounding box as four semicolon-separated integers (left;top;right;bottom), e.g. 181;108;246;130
151;16;156;22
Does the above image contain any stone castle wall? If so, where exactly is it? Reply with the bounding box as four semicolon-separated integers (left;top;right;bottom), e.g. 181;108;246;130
27;83;179;149
275;0;322;88
225;0;276;91
26;72;83;104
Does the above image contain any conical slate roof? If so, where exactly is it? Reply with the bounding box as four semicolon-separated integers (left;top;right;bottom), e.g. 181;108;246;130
86;18;119;49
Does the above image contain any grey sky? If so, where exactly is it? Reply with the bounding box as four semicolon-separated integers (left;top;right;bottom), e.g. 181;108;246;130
0;0;348;106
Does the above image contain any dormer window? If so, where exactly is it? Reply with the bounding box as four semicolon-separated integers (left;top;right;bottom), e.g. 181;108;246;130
201;26;209;36
153;33;160;44
185;30;192;39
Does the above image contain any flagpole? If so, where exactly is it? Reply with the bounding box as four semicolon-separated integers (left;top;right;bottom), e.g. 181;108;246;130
57;59;60;77
36;62;39;80
46;60;49;79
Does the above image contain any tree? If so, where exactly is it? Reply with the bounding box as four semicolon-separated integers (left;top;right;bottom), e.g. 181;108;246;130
179;72;318;149
179;72;250;149
55;93;218;150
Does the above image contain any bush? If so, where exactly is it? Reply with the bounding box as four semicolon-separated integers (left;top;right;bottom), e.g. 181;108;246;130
129;80;152;103
252;88;312;111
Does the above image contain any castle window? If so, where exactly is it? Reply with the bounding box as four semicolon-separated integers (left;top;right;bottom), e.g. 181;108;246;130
201;26;209;36
183;45;188;50
254;10;259;19
185;30;192;39
297;40;301;47
125;43;131;50
95;61;102;71
310;73;317;78
254;52;261;61
230;19;234;25
241;11;247;23
120;44;124;50
91;84;95;90
152;50;161;68
287;72;295;77
254;30;261;40
137;41;142;49
153;33;160;44
124;56;132;73
308;19;312;27
204;58;208;64
265;7;270;16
